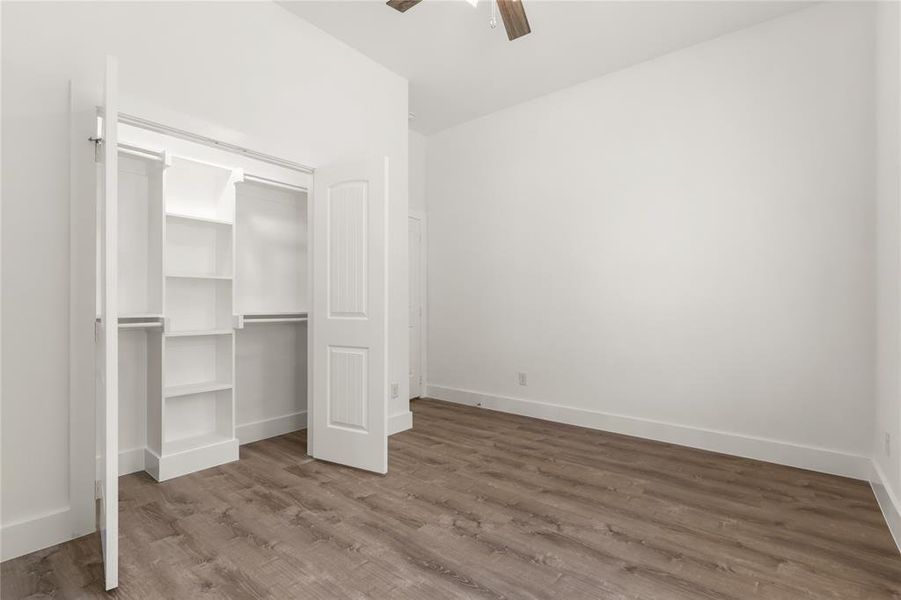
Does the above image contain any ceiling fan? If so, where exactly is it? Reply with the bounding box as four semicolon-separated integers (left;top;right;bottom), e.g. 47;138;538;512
386;0;531;41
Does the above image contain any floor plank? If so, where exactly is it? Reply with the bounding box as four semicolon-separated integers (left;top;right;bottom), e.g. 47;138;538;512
3;398;900;599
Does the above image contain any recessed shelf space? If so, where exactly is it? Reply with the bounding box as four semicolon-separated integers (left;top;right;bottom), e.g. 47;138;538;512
118;152;163;317
162;389;233;456
165;277;232;333
165;156;239;223
158;154;238;475
111;130;310;484
164;333;232;389
166;214;233;279
119;327;162;459
235;181;307;315
165;212;233;227
165;380;233;399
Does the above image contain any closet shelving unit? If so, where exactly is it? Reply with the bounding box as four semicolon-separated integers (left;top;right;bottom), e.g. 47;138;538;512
115;130;310;483
151;156;243;480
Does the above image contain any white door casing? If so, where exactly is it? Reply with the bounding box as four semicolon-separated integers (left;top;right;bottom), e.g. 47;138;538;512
310;158;389;474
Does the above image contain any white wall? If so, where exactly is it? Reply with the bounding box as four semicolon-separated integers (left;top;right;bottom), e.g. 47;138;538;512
410;130;428;215
1;0;408;560
874;0;901;546
426;3;876;477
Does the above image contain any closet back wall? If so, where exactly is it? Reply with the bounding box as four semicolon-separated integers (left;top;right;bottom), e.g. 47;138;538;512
1;1;409;560
426;2;876;476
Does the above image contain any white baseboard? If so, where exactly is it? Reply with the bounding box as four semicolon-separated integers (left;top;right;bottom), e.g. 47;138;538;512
871;460;901;554
236;411;308;445
4;411;307;562
388;410;413;435
426;384;870;480
146;438;239;482
118;447;146;476
0;506;93;562
93;447;150;480
97;414;309;481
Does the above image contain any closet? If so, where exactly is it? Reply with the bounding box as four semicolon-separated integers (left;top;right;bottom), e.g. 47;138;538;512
114;128;309;482
86;56;390;591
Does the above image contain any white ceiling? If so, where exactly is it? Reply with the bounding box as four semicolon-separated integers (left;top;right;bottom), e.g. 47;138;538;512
280;1;813;134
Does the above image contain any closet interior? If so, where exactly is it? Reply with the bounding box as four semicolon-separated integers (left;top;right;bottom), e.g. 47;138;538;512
114;130;309;481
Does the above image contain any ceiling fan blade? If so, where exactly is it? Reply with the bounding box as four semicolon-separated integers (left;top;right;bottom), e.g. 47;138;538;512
386;0;422;12
497;0;531;41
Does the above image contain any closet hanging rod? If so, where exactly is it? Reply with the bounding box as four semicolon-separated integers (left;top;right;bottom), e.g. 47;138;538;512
118;315;165;329
245;317;308;324
114;111;314;174
243;173;309;193
119;321;163;330
241;312;308;325
115;142;307;194
119;142;165;162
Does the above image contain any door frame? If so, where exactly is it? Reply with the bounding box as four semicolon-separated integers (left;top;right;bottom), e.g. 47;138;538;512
408;211;427;400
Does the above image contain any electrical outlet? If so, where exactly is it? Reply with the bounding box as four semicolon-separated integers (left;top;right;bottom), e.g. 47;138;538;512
517;372;527;386
391;383;399;399
886;432;892;457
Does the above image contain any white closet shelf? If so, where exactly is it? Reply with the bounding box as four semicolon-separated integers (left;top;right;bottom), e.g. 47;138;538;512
119;315;165;329
166;273;233;280
165;329;233;338
163;432;234;456
165;381;233;398
165;211;233;227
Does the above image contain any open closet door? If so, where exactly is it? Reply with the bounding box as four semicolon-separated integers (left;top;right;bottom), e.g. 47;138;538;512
96;55;119;591
310;158;389;474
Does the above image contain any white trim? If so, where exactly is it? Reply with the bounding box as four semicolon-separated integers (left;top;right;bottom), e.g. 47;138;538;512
119;447;145;476
427;384;870;480
236;411;308;445
871;460;901;554
147;438;239;482
388;410;413;435
95;448;147;479
408;212;427;401
97;414;309;481
0;507;86;562
117;112;313;174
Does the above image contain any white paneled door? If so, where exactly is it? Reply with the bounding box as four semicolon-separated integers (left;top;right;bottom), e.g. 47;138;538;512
96;55;119;591
310;158;389;474
409;217;422;399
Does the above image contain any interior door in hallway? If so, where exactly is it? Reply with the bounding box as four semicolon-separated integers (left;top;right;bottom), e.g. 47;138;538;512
409;216;422;399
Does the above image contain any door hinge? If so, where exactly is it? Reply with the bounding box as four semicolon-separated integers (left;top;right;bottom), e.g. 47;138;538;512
89;136;103;163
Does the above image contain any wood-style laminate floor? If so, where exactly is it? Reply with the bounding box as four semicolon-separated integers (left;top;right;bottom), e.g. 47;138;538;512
3;398;900;599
